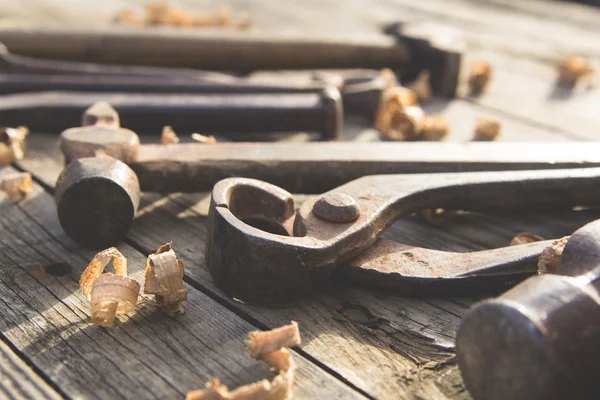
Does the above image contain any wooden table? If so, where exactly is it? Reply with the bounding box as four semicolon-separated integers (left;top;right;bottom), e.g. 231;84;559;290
2;1;600;399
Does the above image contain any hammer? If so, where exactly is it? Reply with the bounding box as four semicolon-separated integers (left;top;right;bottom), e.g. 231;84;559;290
0;22;464;97
55;104;600;247
0;88;342;138
0;69;393;122
456;219;600;400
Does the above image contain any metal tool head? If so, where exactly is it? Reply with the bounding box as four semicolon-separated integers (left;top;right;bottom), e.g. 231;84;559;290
59;102;140;165
456;219;600;400
206;168;600;303
55;156;140;248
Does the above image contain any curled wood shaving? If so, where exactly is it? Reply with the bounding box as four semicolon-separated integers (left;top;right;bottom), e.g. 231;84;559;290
80;248;140;327
538;236;569;274
468;62;492;94
380;105;425;141
0;172;32;201
144;242;187;315
557;57;594;87
247;321;301;359
378;68;399;89
116;2;250;30
187;322;300;400
408;71;432;103
421;115;449;141
191;133;217;144
418;208;458;226
510;232;545;246
161;126;180;145
473;118;501;141
0;126;28;164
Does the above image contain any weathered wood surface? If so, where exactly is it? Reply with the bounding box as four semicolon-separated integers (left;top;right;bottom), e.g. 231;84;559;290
3;1;600;399
0;339;63;400
0;164;364;399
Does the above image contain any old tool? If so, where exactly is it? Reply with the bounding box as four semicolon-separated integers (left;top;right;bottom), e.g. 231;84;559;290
0;70;392;122
59;108;600;193
55;104;600;247
0;89;342;138
205;169;600;303
0;22;464;96
0;42;236;81
456;219;600;400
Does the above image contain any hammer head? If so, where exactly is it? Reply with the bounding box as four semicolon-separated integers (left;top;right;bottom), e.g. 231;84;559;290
82;101;120;127
55;156;140;248
59;102;140;165
457;219;600;400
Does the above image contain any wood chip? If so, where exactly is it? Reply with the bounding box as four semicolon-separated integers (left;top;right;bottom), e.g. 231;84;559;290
538;236;570;274
80;248;140;327
421;115;449;141
247;321;301;359
191;133;217;144
408;71;432;103
510;232;545;246
187;322;300;400
160;126;180;145
557;57;594;87
144;242;187;316
418;208;458;226
473;118;502;141
0;126;28;165
0;172;32;201
380;105;425;141
468;62;492;94
116;2;250;29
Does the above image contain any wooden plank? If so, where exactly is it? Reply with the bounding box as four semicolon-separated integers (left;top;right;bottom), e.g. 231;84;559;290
18;104;588;400
18;132;461;399
0;339;63;400
0;166;364;400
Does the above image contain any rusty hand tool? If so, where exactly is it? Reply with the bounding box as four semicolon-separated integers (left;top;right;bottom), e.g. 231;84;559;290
0;89;342;138
456;219;600;400
0;42;236;81
60;112;600;194
205;168;600;303
56;104;600;247
0;22;464;96
384;21;464;98
0;70;390;122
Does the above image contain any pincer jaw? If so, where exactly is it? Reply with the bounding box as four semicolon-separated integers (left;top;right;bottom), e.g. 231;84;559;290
206;178;335;303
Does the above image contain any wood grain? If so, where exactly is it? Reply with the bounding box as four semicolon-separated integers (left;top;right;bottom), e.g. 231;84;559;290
0;339;63;400
0;165;364;400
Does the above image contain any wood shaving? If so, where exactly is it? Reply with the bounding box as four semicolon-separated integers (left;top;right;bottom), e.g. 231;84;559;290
160;126;180;145
510;232;545;246
408;71;432;103
80;248;140;327
247;321;300;359
378;68;399;89
187;322;300;400
538;236;569;274
557;57;594;87
0;172;32;201
191;133;217;144
468;62;492;94
379;105;425;141
473;118;501;141
0;126;28;164
418;208;458;226
113;8;141;26
115;2;250;30
421;115;449;141
144;242;187;316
